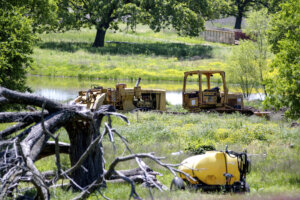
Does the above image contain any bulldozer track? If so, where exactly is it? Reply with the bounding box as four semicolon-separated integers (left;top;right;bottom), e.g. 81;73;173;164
150;109;254;116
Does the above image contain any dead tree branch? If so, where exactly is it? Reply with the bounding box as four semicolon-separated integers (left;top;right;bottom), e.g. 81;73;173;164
0;122;31;139
0;87;64;112
0;87;188;200
37;141;70;160
0;111;49;123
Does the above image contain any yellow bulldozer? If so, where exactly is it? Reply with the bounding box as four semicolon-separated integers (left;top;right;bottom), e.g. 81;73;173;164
183;70;258;115
73;78;166;112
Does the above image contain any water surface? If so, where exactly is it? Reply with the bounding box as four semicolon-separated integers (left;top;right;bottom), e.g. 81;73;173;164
27;76;264;105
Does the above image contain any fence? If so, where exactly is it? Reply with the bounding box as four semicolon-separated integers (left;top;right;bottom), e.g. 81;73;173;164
201;29;251;44
201;29;236;44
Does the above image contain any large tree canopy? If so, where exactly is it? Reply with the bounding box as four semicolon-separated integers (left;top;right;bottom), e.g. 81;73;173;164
57;0;225;47
2;0;59;33
265;0;300;119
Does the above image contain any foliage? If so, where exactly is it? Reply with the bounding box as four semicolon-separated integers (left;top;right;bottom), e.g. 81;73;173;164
225;0;282;29
245;9;270;95
185;138;216;155
265;0;300;119
0;8;36;92
57;0;226;47
225;0;259;29
227;41;259;98
0;0;59;33
228;9;272;98
258;0;286;13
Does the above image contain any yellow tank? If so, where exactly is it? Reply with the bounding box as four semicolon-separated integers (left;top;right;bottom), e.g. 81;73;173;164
179;151;240;185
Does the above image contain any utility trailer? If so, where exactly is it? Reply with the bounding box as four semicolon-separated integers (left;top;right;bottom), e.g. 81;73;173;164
171;147;251;193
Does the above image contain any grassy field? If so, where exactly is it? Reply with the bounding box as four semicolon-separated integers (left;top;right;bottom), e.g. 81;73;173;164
4;109;291;199
6;22;298;199
30;24;231;81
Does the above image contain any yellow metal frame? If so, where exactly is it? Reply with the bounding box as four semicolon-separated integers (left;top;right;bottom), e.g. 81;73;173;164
183;70;229;109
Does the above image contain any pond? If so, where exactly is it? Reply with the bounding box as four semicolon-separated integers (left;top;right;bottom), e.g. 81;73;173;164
27;76;264;105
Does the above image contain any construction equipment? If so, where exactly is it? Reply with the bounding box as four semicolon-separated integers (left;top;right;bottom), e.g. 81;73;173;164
73;78;166;112
183;70;255;115
171;146;250;193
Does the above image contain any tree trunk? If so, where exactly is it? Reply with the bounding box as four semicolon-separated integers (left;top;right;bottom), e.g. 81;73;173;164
234;11;243;29
93;28;107;47
65;120;105;189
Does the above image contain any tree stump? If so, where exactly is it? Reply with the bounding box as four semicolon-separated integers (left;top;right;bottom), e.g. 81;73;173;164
65;120;105;189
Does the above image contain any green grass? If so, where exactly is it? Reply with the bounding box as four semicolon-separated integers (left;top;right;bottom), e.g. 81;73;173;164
17;110;299;199
6;23;299;199
30;25;232;81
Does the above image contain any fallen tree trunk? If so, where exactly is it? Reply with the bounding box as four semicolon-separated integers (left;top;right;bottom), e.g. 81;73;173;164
37;141;70;160
0;87;193;200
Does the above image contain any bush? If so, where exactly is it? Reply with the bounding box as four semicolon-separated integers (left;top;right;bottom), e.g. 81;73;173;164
0;7;35;92
185;138;216;155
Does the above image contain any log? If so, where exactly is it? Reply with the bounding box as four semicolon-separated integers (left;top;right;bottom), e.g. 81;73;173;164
107;174;157;184
0;122;31;139
37;141;70;160
0;97;9;105
0;88;184;200
107;167;162;180
0;87;63;112
0;111;49;123
21;111;73;161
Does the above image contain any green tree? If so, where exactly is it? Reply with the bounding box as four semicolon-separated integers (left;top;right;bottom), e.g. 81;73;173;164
227;0;257;29
0;0;57;93
1;0;59;33
257;0;284;13
265;0;300;119
245;9;270;95
227;40;259;98
57;0;224;47
0;8;36;92
226;0;283;29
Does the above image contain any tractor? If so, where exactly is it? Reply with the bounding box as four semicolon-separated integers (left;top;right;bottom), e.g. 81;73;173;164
182;70;254;115
73;78;166;112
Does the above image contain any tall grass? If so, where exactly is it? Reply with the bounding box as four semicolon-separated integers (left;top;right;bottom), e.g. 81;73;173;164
25;111;300;199
30;25;231;81
15;23;300;200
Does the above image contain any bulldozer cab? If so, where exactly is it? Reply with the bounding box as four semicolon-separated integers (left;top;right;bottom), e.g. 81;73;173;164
182;70;229;110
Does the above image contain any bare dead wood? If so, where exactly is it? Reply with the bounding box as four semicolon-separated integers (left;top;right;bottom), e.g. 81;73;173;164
105;153;164;180
22;111;73;161
40;103;63;185
37;141;70;160
114;171;142;200
21;170;57;182
115;167;162;178
0;111;49;123
0;166;23;199
0;96;9;105
0;122;31;139
0;87;190;200
20;136;50;200
108;174;156;184
0;87;64;112
63;125;106;177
